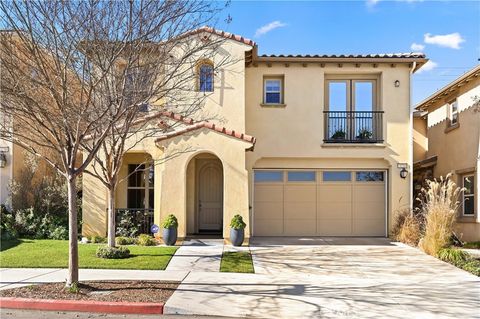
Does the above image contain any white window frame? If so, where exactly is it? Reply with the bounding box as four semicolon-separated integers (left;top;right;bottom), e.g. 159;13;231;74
449;99;459;126
263;78;283;104
462;174;475;216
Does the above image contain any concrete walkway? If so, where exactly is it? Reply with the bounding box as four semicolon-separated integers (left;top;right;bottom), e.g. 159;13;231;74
166;238;224;272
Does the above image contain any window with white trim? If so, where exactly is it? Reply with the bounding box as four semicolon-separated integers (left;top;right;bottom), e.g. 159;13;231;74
448;100;458;126
263;77;283;104
127;164;154;209
463;174;475;216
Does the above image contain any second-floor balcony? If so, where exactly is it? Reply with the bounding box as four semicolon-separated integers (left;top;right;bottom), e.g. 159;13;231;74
323;111;384;143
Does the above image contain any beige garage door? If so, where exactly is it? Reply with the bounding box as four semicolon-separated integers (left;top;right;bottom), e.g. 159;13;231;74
253;170;386;237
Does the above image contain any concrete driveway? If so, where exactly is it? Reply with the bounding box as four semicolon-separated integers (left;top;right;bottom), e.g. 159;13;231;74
165;237;480;318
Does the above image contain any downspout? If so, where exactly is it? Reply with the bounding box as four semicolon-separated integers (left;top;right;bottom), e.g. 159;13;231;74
409;61;417;211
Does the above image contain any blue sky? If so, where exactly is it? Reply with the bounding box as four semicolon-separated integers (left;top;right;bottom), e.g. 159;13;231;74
218;0;480;105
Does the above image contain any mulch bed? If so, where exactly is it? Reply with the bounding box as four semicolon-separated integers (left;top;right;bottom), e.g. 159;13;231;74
0;281;178;303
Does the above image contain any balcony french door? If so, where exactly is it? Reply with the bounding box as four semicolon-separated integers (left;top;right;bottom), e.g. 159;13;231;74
326;79;380;142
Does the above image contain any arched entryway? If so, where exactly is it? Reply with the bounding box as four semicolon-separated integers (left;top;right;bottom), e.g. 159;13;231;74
186;153;224;235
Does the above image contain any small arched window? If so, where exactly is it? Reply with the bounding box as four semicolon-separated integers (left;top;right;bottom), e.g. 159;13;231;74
198;62;214;92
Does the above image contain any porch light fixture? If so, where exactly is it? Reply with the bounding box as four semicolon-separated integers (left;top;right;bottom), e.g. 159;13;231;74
0;147;8;168
397;163;408;179
394;80;400;87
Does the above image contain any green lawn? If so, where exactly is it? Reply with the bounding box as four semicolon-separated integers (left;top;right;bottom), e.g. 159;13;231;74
0;239;177;270
220;251;254;273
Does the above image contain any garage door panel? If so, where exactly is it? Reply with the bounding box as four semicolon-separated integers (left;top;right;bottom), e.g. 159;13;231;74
353;185;384;201
317;219;352;236
354;202;385;219
284;185;316;202
254;202;283;220
353;218;385;236
254;185;283;202
284;219;316;236
284;202;316;219
255;219;283;236
318;185;352;202
317;202;351;219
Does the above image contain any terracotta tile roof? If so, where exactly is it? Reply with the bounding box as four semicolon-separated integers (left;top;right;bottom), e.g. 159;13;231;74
155;111;256;145
183;26;256;47
259;53;426;59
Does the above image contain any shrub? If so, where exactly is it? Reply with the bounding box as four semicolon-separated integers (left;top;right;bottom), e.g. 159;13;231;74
461;259;480;276
116;210;141;237
89;235;107;244
392;208;422;246
417;175;462;256
115;236;136;246
50;226;69;240
137;234;156;246
230;214;246;230
161;214;178;229
437;248;470;266
463;241;480;249
0;205;18;240
96;246;130;259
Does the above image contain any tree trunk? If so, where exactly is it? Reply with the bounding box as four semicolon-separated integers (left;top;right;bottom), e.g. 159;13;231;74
66;177;79;287
107;187;116;248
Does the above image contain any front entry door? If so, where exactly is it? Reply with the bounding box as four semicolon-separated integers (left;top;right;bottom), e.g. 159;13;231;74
197;159;223;232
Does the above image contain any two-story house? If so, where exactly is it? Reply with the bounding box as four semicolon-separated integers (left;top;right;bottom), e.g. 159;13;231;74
414;65;479;242
82;27;428;240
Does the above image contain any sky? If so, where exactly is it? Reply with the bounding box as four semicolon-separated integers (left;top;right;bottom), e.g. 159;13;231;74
217;0;480;105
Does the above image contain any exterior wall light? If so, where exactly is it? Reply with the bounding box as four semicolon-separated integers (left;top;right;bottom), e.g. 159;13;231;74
394;80;400;87
397;163;408;179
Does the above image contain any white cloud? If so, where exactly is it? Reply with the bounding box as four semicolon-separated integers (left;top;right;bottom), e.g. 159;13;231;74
366;0;422;6
424;32;465;49
416;60;438;74
410;43;425;51
254;21;287;38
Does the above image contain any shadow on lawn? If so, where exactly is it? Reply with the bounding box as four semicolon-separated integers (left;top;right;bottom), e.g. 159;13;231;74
0;238;26;252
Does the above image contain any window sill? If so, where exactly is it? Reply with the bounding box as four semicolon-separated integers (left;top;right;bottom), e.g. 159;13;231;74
321;143;386;148
444;122;459;133
260;103;286;108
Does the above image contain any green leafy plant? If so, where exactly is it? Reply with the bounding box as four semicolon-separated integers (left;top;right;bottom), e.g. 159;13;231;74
137;234;156;246
461;259;480;276
463;241;480;249
230;214;246;230
331;129;346;140
0;205;18;240
89;235;107;244
115;210;141;237
49;226;68;240
357;128;373;140
115;236;137;246
437;248;470;265
66;282;80;293
161;214;178;229
95;246;130;259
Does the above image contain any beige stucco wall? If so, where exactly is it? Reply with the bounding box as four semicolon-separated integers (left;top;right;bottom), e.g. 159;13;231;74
422;79;480;241
245;63;414;235
413;116;428;163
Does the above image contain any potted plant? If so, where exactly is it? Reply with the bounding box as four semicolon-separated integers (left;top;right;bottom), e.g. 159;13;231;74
230;214;246;247
161;214;178;246
357;128;373;140
331;129;346;140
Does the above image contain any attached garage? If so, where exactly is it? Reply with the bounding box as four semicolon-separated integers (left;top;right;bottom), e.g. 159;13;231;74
253;170;386;237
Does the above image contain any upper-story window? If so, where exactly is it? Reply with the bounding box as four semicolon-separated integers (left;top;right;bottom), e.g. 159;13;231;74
324;77;382;143
197;61;214;92
263;77;284;104
448;99;458;126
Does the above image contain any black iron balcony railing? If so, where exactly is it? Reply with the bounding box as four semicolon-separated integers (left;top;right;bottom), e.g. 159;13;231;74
323;111;384;143
115;208;154;237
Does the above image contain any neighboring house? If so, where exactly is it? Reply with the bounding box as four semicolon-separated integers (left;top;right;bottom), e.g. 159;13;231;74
82;27;428;240
414;65;480;242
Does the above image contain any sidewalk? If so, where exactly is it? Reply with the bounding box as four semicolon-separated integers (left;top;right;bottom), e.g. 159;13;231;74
166;239;224;272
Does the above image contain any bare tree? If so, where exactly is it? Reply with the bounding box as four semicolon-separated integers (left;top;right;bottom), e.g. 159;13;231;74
0;0;225;286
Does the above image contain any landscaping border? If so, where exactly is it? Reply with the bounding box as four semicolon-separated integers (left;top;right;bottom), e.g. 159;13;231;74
0;297;164;314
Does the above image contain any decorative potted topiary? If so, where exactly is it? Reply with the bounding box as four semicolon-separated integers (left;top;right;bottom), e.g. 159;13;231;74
230;214;246;247
331;129;346;140
162;214;178;246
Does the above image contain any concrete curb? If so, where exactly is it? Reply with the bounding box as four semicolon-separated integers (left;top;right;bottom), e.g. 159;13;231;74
0;297;164;314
